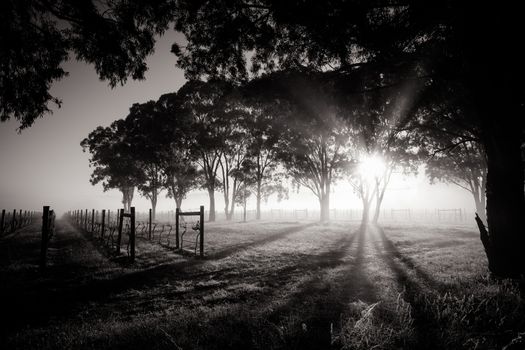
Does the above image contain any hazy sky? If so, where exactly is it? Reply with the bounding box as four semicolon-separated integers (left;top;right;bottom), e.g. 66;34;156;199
0;32;475;215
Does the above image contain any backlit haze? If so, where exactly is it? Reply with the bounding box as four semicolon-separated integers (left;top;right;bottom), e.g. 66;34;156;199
0;33;473;215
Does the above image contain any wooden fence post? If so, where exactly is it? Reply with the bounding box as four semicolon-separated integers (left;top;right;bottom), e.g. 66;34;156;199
18;209;22;228
116;209;124;254
11;209;16;232
175;207;180;249
91;209;95;234
40;206;50;269
148;208;152;240
130;207;136;262
199;206;204;258
101;209;106;238
0;209;5;235
84;209;88;231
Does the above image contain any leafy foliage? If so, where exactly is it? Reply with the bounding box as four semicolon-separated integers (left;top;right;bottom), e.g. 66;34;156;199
80;119;143;209
1;0;174;129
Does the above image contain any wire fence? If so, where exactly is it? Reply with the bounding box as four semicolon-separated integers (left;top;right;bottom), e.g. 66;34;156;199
67;207;206;261
0;209;37;236
136;207;475;224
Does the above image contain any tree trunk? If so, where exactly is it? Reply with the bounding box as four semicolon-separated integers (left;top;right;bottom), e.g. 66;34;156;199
361;199;370;227
243;196;247;222
224;191;231;221
473;195;486;225
175;196;183;211
208;188;216;222
482;128;525;276
319;192;330;222
461;2;525;277
150;197;157;222
256;180;262;220
372;201;381;225
121;186;134;212
470;65;525;276
228;184;236;221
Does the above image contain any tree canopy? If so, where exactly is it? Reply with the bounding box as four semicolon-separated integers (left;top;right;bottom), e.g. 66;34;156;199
80;119;143;211
1;0;173;129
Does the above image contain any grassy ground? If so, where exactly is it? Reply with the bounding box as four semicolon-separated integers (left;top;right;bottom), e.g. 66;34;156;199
0;219;524;349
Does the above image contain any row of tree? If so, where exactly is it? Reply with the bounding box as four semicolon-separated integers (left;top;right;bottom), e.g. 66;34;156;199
82;71;487;226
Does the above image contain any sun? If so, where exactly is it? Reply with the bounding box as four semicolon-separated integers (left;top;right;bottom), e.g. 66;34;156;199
358;154;386;180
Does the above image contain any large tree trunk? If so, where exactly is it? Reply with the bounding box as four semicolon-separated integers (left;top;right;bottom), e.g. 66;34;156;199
482;125;525;277
460;1;525;277
471;65;525;277
208;188;216;222
473;194;486;225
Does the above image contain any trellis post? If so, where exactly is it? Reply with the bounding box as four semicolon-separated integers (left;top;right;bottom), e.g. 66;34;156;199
199;206;204;257
101;209;106;238
11;209;16;232
0;209;5;235
116;208;124;254
40;206;50;270
130;207;136;262
148;208;152;240
91;209;95;234
175;207;180;249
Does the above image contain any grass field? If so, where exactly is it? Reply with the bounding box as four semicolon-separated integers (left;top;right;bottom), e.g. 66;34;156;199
1;219;524;349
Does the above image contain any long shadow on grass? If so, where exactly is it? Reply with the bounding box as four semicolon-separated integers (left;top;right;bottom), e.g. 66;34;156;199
375;226;447;291
265;226;378;350
0;221;317;334
372;225;444;349
207;222;318;260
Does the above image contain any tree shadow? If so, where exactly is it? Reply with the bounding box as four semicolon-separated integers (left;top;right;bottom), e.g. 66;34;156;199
207;222;318;260
371;225;444;349
375;226;447;291
0;222;320;333
265;226;378;350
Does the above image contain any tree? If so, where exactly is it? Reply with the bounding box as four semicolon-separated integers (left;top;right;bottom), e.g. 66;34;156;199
81;120;143;211
156;92;201;210
341;89;419;225
122;101;166;221
176;80;234;222
218;117;249;221
426;141;487;224
1;0;173;129
245;71;355;222
171;1;525;276
240;92;289;220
